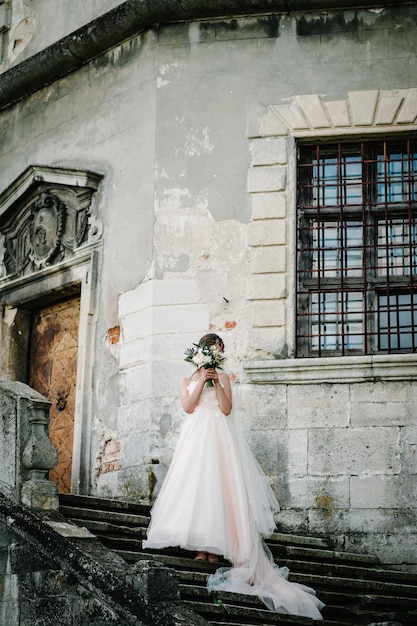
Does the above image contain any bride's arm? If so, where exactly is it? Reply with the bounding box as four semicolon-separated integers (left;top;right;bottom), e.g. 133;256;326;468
180;369;232;415
180;373;205;413
214;372;232;415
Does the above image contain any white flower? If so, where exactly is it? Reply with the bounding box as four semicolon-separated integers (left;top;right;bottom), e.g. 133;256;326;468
192;352;206;366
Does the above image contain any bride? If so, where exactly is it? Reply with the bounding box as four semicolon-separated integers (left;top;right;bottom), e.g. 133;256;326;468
143;333;324;620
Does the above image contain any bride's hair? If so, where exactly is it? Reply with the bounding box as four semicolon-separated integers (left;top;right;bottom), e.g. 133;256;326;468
199;333;225;352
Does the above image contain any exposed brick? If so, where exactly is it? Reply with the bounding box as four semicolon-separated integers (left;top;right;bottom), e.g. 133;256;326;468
107;326;120;345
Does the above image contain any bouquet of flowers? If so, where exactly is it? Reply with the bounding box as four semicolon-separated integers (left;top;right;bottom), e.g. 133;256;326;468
184;342;226;387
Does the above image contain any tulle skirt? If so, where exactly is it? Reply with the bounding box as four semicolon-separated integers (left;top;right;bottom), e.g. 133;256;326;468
143;395;324;620
207;531;324;619
143;400;277;561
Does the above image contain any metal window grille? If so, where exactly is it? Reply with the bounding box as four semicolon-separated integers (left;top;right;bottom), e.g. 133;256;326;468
296;139;417;357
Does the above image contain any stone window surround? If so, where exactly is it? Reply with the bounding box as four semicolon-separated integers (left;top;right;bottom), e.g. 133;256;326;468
0;165;102;494
245;89;417;385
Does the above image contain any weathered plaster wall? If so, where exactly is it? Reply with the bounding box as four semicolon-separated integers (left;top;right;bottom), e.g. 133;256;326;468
0;5;416;568
0;0;125;70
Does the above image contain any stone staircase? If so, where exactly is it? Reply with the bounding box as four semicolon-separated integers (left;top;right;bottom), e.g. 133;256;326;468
59;494;417;626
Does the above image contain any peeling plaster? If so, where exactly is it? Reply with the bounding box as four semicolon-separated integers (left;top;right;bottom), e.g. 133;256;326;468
159;187;191;211
3;305;17;327
184;126;214;156
8;17;35;61
157;61;181;88
157;253;189;273
94;422;122;479
157;77;169;88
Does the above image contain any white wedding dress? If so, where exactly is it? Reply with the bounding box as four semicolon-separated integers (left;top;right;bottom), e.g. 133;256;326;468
143;381;324;620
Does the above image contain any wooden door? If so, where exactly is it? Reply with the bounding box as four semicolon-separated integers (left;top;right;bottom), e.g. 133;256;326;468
28;296;80;493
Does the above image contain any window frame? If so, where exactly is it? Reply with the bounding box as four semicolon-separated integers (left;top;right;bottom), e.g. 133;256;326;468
296;138;417;358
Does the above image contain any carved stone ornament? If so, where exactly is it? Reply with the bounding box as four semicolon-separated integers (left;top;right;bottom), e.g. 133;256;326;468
29;191;65;269
0;182;98;278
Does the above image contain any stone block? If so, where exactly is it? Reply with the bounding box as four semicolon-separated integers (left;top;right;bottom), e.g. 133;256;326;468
287;429;308;477
308;427;401;476
287;384;350;428
247;218;286;246
246;273;286;300
121;360;182;406
287;476;350;510
21;480;59;512
151;331;201;360
351;398;410;426
117;401;152;435
344;530;417;567
250;245;286;274
119;282;153;316
120;364;153;403
152;304;208;334
119;337;150;369
351;475;417;509
151;360;188;396
350;380;415;426
250;299;285;327
348;90;379;126
251;192;287;220
121;303;208;341
247;326;287;358
119;331;201;369
123;432;151;468
244;430;287;476
122;308;153;342
119;279;199;318
258;105;289;137
129;559;179;602
234;383;287;431
403;425;417;445
250;138;288;166
332;509;401;534
274;509;309;535
247;165;286;193
114;465;151;501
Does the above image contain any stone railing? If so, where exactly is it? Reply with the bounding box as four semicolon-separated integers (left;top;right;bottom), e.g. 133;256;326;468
0;380;58;510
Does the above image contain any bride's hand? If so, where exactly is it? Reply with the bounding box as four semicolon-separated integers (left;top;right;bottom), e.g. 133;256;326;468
204;368;218;382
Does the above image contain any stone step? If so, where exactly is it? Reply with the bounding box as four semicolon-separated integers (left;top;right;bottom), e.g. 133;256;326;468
180;585;409;625
98;533;369;567
114;548;417;623
59;505;150;526
81;532;387;580
185;599;348;625
140;549;417;594
59;493;151;515
60;496;330;548
114;543;417;592
60;510;382;571
58;495;417;626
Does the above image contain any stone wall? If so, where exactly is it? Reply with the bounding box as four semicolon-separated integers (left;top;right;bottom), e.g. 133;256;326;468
0;493;208;626
0;3;416;569
115;281;417;568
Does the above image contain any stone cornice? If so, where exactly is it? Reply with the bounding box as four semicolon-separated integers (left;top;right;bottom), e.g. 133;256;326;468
244;354;417;384
0;0;414;112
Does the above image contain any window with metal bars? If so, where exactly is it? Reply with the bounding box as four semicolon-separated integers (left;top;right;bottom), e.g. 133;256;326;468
296;139;417;357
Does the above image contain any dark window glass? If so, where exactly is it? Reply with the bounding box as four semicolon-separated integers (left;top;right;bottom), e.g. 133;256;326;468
297;140;417;357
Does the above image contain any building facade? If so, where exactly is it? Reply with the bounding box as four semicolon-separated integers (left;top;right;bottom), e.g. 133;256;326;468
0;0;416;569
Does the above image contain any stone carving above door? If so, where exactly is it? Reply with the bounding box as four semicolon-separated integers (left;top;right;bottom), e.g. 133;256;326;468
0;166;102;279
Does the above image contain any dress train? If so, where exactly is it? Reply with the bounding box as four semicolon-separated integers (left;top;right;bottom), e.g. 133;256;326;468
143;382;324;620
207;521;324;619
